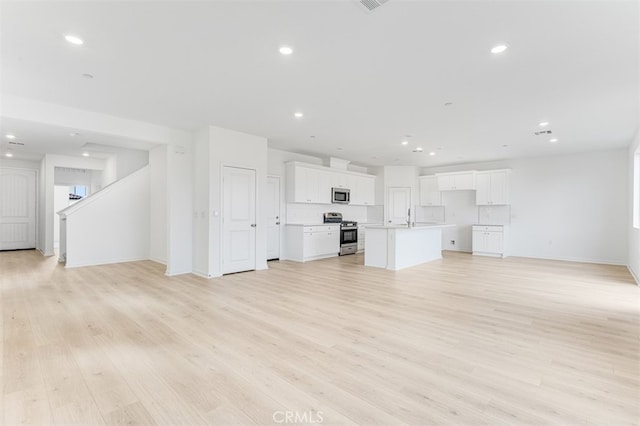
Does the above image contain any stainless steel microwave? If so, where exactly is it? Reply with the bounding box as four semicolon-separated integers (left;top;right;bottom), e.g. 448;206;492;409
332;187;350;204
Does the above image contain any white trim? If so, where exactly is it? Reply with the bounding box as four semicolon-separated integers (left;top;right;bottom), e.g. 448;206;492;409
627;265;639;286
149;257;167;266
64;256;149;268
507;254;627;267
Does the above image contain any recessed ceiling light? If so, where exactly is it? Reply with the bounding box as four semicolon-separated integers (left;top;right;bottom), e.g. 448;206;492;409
549;138;558;143
5;151;13;158
539;121;549;127
444;102;453;107
414;147;423;153
82;152;90;157
279;46;293;55
491;44;508;54
82;73;94;79
502;144;509;148
5;134;15;139
70;132;79;137
401;140;408;145
429;151;436;156
65;35;84;45
294;112;303;118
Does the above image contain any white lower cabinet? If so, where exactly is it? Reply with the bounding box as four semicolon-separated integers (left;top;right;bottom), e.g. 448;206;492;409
286;225;340;262
472;225;508;257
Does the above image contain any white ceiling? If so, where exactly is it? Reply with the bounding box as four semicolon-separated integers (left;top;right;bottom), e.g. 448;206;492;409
1;1;638;167
0;117;156;161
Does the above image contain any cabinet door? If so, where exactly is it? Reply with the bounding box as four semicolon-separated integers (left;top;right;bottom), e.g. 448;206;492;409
348;175;363;205
486;231;503;254
316;231;339;256
315;170;332;204
303;232;317;257
437;175;456;191
420;176;441;206
472;230;486;252
489;172;508;204
331;171;348;189
455;172;475;190
360;176;375;205
349;175;375;206
475;174;490;205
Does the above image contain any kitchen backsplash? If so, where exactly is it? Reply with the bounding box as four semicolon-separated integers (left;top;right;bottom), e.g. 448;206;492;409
286;203;370;224
478;205;511;225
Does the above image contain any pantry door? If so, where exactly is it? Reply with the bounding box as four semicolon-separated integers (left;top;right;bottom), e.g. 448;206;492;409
387;187;411;225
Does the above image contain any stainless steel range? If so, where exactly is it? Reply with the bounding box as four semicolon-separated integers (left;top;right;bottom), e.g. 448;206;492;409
323;212;358;256
339;220;358;256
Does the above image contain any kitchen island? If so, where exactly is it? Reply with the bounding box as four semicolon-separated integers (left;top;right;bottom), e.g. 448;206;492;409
364;224;455;270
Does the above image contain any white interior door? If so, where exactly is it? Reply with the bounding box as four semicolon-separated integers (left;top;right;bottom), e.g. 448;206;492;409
387;187;411;225
0;168;37;250
223;166;256;274
266;176;280;260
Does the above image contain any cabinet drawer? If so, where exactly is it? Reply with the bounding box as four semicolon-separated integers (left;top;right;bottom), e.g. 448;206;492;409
304;225;339;233
472;225;503;233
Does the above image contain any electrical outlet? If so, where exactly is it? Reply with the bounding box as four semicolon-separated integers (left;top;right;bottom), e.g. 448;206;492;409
450;240;455;245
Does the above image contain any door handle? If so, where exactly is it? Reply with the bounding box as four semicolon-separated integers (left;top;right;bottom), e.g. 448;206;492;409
275;222;280;225
250;224;257;227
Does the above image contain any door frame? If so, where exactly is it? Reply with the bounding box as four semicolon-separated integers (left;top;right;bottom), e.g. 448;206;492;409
266;175;281;261
386;186;412;225
0;166;39;251
221;164;258;274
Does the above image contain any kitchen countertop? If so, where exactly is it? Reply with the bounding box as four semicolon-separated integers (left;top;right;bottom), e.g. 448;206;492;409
365;223;456;230
285;223;340;226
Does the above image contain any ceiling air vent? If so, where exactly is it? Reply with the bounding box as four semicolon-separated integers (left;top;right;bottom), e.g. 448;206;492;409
534;130;553;136
358;0;390;13
8;141;24;146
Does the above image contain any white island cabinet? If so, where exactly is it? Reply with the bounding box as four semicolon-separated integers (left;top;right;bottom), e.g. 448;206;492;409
364;224;455;270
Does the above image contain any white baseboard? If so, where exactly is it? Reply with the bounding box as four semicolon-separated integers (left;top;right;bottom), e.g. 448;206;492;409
64;256;149;268
165;268;193;277
628;265;639;286
149;257;167;266
509;254;626;266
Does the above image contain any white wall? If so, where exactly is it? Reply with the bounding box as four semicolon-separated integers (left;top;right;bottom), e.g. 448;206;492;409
628;131;639;283
41;154;106;256
54;167;94;187
166;140;193;276
193;125;268;278
149;146;167;265
61;167;150;267
113;147;149;179
192;127;211;277
53;186;70;249
424;148;628;265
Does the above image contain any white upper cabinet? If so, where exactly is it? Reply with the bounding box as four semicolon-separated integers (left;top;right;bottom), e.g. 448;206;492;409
288;164;331;204
287;162;375;205
419;176;441;206
349;174;375;206
436;171;475;191
475;170;510;205
331;172;348;189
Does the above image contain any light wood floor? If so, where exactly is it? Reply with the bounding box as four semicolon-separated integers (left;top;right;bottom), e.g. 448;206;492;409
1;250;638;425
